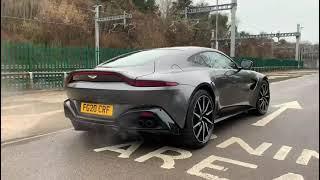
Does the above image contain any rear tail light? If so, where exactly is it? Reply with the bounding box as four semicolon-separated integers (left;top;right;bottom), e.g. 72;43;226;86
65;71;178;87
140;111;154;118
127;80;178;87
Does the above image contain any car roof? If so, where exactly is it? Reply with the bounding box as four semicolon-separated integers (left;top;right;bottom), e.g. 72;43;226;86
151;46;228;57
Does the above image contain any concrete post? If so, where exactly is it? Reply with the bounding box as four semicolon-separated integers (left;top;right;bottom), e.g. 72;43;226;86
230;0;237;58
29;72;33;89
63;72;68;80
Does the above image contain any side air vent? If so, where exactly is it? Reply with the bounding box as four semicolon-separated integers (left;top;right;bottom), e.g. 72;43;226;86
249;79;258;90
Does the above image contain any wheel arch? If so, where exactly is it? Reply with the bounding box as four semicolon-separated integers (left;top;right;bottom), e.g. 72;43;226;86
253;75;270;115
183;82;219;128
194;83;215;98
262;76;269;84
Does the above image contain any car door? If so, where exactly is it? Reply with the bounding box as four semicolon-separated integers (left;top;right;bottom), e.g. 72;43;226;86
212;52;254;106
200;51;238;108
202;51;252;107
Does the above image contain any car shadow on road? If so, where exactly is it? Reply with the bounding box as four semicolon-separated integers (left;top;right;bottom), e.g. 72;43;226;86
213;112;258;134
76;111;259;152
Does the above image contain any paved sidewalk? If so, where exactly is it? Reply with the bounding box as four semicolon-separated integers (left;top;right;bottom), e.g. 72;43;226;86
265;69;318;81
1;91;71;142
1;69;318;142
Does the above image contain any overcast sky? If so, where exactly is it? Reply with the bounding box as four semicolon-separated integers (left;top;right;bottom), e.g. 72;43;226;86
192;0;319;43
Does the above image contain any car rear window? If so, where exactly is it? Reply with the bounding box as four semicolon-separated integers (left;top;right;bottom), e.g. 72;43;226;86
100;49;182;67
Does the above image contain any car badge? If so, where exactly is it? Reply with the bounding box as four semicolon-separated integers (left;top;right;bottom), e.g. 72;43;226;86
88;75;97;79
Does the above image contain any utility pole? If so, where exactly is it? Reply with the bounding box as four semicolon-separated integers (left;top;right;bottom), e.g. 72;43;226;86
211;29;215;48
181;2;236;55
311;44;314;63
215;0;219;50
123;11;127;27
295;24;301;68
270;39;274;58
94;4;102;66
230;0;237;58
94;7;132;66
184;7;188;22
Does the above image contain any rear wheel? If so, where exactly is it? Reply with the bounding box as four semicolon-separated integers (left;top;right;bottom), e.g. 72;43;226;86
181;90;215;148
253;80;270;115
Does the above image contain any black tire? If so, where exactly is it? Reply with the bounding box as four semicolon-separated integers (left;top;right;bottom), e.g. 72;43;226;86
253;80;270;115
180;90;215;149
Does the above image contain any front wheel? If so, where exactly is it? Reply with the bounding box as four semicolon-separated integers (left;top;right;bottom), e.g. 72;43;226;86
181;90;215;149
253;80;270;115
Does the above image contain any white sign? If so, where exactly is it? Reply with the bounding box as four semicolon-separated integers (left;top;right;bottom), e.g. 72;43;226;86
97;14;132;22
180;3;235;14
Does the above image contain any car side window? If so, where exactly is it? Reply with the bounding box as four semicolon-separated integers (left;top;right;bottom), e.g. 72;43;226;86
201;51;238;70
187;54;211;67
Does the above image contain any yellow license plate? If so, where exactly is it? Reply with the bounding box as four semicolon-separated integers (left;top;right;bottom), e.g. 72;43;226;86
80;102;113;117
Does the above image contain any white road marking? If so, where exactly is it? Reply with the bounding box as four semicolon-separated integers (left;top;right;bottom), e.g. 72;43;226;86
187;155;257;180
94;141;143;158
252;101;302;127
1;103;30;110
296;149;319;165
210;134;218;140
273;145;292;160
1;128;73;146
134;146;192;169
273;173;304;180
2;109;64;118
216;137;272;156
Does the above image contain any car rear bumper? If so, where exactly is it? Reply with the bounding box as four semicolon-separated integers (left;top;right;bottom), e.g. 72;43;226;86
64;99;181;135
65;83;196;128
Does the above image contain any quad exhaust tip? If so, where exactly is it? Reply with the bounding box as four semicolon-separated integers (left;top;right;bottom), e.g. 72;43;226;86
138;112;157;128
138;119;156;128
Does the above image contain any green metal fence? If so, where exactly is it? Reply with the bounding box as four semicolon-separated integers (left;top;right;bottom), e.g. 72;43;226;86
1;41;135;72
1;41;303;91
1;72;66;91
234;57;303;71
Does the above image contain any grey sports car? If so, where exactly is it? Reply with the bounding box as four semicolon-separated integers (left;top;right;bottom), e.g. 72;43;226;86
64;46;270;148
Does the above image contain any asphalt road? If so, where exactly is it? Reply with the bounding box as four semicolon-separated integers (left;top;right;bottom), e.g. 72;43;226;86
1;73;319;180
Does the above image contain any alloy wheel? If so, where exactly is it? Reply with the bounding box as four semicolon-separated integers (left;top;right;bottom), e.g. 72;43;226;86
192;95;214;143
258;83;270;113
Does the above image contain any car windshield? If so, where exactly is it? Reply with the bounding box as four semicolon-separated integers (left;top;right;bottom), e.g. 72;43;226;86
100;49;181;68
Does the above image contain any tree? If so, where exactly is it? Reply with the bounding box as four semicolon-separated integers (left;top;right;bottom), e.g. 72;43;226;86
173;0;192;10
239;31;250;36
133;0;159;13
158;0;173;18
168;0;192;17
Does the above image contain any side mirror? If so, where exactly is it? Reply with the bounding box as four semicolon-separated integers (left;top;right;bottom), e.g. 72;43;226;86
240;60;253;70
